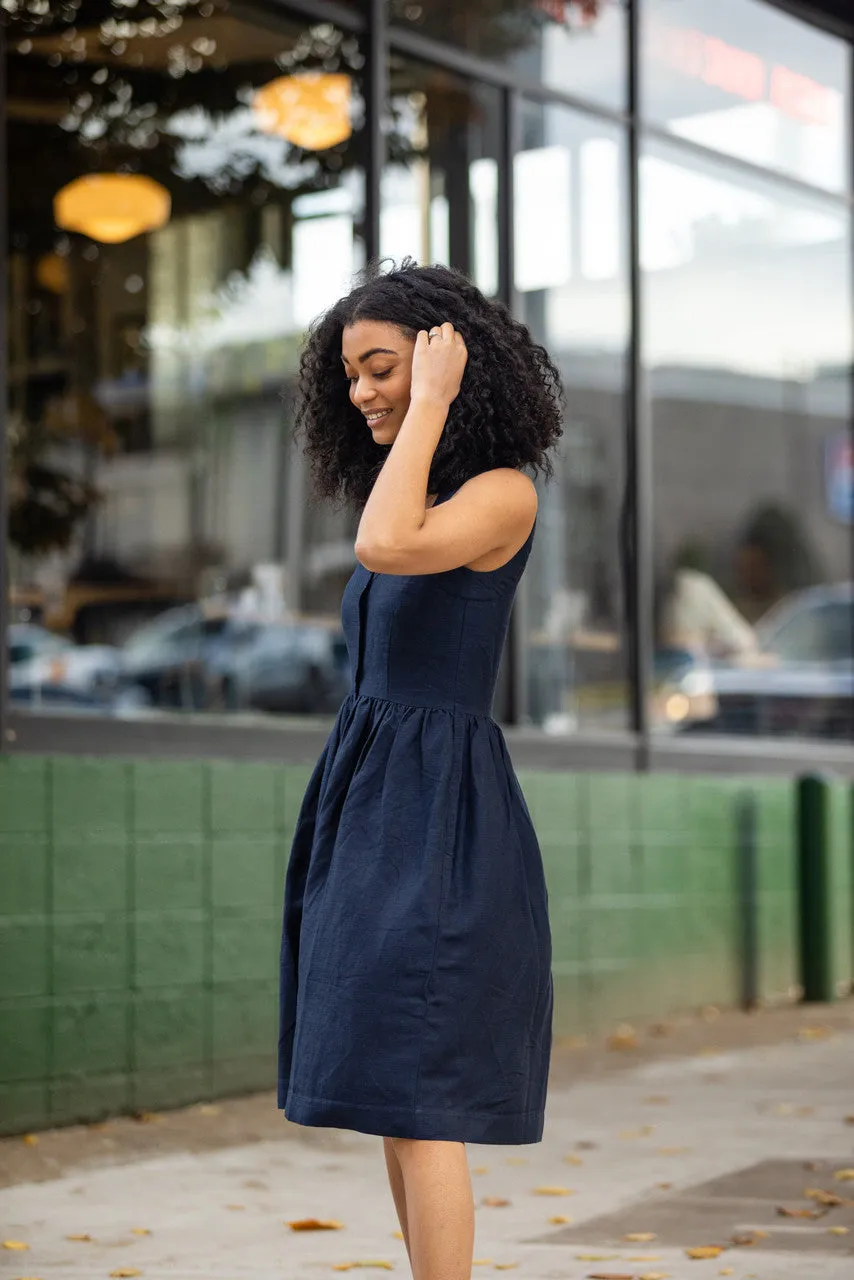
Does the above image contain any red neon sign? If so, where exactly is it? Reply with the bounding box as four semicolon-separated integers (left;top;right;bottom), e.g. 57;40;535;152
646;19;839;128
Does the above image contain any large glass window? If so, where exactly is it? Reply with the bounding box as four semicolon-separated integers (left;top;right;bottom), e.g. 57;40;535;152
6;0;365;719
643;142;853;740
642;0;852;193
382;59;502;294
515;102;630;733
391;0;627;111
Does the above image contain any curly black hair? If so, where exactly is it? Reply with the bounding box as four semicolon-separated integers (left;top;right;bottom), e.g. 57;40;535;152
293;259;564;510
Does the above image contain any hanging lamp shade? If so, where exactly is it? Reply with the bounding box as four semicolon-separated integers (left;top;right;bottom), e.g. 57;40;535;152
54;173;171;244
253;72;351;151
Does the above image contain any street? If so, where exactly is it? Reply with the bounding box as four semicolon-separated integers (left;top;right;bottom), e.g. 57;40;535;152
1;1004;853;1280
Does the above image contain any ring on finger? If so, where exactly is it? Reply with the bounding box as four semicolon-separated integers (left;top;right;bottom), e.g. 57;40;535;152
428;327;441;340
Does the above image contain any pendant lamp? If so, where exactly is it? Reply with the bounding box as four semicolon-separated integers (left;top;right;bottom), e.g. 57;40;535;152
54;173;171;244
253;72;351;151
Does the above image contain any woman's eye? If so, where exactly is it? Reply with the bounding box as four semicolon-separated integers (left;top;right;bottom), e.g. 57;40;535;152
374;369;392;380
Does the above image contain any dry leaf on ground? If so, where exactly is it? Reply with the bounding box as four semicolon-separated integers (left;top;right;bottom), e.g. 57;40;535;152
777;1206;823;1219
548;1215;572;1225
718;1271;734;1277
472;1260;492;1266
66;1234;93;1242
805;1188;843;1206
639;1273;669;1279
576;1255;619;1262
563;1154;584;1166
607;1025;639;1051
798;1025;833;1041
586;1273;635;1280
834;1169;854;1182
686;1245;725;1259
196;1104;222;1117
131;1111;162;1124
472;1166;489;1175
22;1134;39;1146
482;1197;511;1207
390;1231;403;1240
129;1229;151;1237
2;1243;30;1251
532;1185;574;1195
828;1226;850;1235
109;1270;142;1278
624;1232;656;1242
332;1263;393;1272
494;1264;519;1270
287;1218;344;1231
225;1204;245;1211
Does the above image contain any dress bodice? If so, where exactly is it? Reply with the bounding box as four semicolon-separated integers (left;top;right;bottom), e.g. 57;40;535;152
340;492;535;719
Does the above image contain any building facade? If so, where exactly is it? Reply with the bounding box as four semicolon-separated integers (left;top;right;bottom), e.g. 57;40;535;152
1;0;853;772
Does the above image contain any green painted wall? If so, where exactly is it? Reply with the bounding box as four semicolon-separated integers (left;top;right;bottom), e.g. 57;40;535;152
0;756;851;1136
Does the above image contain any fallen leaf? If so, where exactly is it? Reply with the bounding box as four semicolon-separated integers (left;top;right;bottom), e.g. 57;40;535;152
777;1206;823;1219
472;1260;492;1266
332;1264;394;1272
607;1025;639;1051
494;1265;519;1271
66;1234;93;1242
472;1166;490;1175
130;1111;162;1124
805;1188;843;1206
828;1226;850;1236
834;1169;854;1182
532;1185;574;1195
22;1134;39;1147
798;1025;833;1041
586;1273;635;1279
656;1183;673;1191
730;1233;759;1247
563;1154;584;1166
639;1273;669;1280
548;1215;572;1225
619;1128;655;1140
287;1218;344;1231
226;1204;245;1211
718;1271;734;1277
196;1104;222;1117
110;1271;142;1278
686;1246;725;1259
482;1197;511;1207
624;1233;657;1243
130;1229;151;1236
576;1256;619;1262
2;1243;30;1251
391;1231;403;1240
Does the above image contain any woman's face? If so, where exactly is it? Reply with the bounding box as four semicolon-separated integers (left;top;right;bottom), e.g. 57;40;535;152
341;320;415;445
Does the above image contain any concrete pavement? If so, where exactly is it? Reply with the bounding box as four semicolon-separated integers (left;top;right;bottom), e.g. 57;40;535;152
1;1014;853;1280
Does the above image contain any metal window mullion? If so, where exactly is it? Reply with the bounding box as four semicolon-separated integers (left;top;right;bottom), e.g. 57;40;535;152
0;21;8;757
626;0;652;766
364;0;387;263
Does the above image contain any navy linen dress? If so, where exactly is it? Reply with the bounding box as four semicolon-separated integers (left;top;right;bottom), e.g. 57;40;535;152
278;489;553;1144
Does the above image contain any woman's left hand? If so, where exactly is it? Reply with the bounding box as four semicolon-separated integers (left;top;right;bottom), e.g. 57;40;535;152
410;322;468;408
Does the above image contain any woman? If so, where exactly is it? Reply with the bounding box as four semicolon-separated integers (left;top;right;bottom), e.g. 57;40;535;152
279;261;562;1280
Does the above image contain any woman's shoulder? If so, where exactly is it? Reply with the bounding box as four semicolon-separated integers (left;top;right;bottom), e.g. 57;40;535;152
455;467;538;510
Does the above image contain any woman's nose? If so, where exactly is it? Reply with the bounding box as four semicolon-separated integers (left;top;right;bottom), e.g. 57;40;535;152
351;380;375;405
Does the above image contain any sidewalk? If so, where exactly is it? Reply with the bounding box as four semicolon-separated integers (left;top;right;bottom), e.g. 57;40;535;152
1;1003;853;1280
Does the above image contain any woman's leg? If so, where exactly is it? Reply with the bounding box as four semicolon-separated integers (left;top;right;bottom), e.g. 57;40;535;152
382;1136;413;1268
386;1137;474;1280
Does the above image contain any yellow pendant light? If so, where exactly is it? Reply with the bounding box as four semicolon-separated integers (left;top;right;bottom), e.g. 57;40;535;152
54;173;171;244
253;71;351;151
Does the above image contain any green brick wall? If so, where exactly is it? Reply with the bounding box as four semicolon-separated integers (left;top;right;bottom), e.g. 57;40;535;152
0;756;851;1135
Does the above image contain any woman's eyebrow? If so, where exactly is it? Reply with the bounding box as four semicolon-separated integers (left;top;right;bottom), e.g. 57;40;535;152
341;346;398;365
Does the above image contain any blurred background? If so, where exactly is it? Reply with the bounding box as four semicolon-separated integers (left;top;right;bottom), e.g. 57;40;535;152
2;0;850;747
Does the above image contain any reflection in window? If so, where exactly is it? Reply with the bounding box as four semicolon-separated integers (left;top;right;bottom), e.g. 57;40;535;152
644;144;853;740
514;103;630;733
390;0;627;110
6;0;364;718
642;0;851;193
382;61;501;293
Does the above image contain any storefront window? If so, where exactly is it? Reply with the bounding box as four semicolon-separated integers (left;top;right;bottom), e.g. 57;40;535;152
382;59;501;292
642;0;852;193
6;0;365;718
643;141;853;740
515;102;630;733
391;0;627;111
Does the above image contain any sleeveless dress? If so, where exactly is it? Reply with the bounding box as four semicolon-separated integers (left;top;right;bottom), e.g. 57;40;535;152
278;489;553;1144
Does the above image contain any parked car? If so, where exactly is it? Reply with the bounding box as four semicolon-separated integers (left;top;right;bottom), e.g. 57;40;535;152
121;604;350;714
8;623;146;712
664;582;854;739
226;622;350;714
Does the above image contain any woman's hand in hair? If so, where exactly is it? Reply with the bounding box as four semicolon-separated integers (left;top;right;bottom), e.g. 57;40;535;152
410;322;468;409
